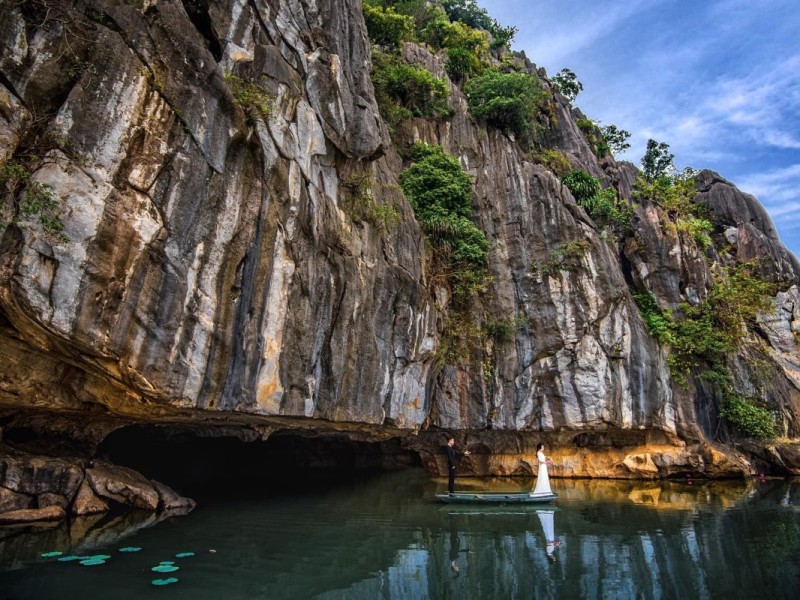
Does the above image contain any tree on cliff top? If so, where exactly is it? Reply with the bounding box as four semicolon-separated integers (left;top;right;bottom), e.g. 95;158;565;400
550;68;583;103
641;139;675;181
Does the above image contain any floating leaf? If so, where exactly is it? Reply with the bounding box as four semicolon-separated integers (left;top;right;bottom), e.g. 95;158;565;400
119;546;142;553
90;554;111;560
41;551;63;558
57;555;82;562
175;552;195;558
159;561;175;565
152;565;180;573
151;577;179;586
80;558;107;566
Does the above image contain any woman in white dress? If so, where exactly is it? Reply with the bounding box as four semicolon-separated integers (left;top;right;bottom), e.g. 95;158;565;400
531;442;553;496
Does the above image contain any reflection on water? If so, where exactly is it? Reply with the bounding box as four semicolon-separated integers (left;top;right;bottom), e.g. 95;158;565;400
1;471;799;599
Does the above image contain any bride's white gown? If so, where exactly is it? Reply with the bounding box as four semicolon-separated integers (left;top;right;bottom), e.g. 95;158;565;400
531;450;552;496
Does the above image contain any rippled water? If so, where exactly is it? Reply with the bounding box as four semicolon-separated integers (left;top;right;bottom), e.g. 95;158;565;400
1;470;799;599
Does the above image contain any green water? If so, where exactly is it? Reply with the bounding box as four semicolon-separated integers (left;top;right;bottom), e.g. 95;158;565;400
1;470;799;599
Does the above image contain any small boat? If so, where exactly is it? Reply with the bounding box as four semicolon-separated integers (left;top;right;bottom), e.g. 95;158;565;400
435;492;558;504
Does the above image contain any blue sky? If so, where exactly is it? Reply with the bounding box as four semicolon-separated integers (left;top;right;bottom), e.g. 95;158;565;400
480;0;800;258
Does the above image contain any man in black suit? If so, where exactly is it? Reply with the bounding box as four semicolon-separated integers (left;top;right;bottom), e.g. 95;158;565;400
446;435;470;495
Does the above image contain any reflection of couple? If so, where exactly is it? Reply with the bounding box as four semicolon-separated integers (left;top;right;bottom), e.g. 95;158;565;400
536;510;562;561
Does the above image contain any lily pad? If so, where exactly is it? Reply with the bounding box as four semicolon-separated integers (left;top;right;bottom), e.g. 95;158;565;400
152;565;180;573
89;554;111;560
158;561;175;565
175;552;195;558
80;558;107;566
41;551;63;558
119;546;142;553
57;555;82;562
151;577;179;586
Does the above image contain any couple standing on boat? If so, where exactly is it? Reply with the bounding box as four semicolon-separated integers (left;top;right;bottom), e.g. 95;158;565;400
445;437;554;497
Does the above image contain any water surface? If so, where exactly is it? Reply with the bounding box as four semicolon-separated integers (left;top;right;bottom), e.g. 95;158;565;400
1;470;798;599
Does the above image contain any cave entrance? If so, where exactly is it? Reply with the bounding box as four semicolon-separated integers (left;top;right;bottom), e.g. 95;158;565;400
96;425;422;501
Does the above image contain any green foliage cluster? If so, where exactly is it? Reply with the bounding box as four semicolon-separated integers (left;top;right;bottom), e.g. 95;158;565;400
225;74;275;123
719;393;776;439
423;15;488;56
550;68;583;103
363;3;414;48
529;148;571;176
371;50;451;129
634;263;776;380
465;70;545;138
561;170;632;234
530;240;589;277
365;1;496;66
445;46;481;82
484;316;515;342
576;117;610;158
440;0;517;49
436;310;483;367
399;143;488;305
632;292;675;345
340;171;402;233
561;170;600;201
1;161;66;240
634;142;714;249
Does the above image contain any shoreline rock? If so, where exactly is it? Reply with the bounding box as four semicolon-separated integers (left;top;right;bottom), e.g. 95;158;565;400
0;449;195;524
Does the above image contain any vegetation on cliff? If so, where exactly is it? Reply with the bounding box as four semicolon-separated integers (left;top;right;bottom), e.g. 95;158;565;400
399;143;488;304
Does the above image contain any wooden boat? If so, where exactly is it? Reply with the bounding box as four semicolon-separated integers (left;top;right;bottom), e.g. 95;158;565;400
435;492;558;504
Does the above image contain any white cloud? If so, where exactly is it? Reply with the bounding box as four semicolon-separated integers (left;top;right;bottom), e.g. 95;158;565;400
736;164;800;204
508;0;659;72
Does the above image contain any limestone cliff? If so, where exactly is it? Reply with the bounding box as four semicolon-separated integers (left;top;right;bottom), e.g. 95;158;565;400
0;0;798;492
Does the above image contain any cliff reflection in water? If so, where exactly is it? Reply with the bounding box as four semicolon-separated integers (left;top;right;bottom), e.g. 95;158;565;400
1;471;799;599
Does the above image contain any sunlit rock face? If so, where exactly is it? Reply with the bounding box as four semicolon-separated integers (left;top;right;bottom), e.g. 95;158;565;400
0;0;798;480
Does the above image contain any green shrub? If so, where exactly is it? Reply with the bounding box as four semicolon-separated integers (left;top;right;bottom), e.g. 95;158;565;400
719;394;775;439
400;143;488;304
225;74;275;123
561;171;632;234
1;161;66;240
582;188;633;233
633;292;676;345
440;0;517;48
677;217;714;249
371;50;450;129
634;168;697;217
633;166;716;248
445;46;481;82
576;117;610;158
561;170;600;202
485;317;514;342
340;171;402;232
400;143;473;220
530;148;571;176
634;263;776;378
531;240;589;277
363;3;414;48
465;69;544;137
431;19;488;54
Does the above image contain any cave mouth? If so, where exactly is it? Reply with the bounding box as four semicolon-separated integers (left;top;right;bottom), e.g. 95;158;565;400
96;425;422;501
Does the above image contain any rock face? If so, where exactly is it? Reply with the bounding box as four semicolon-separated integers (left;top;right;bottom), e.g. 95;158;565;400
0;0;798;483
0;449;194;520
